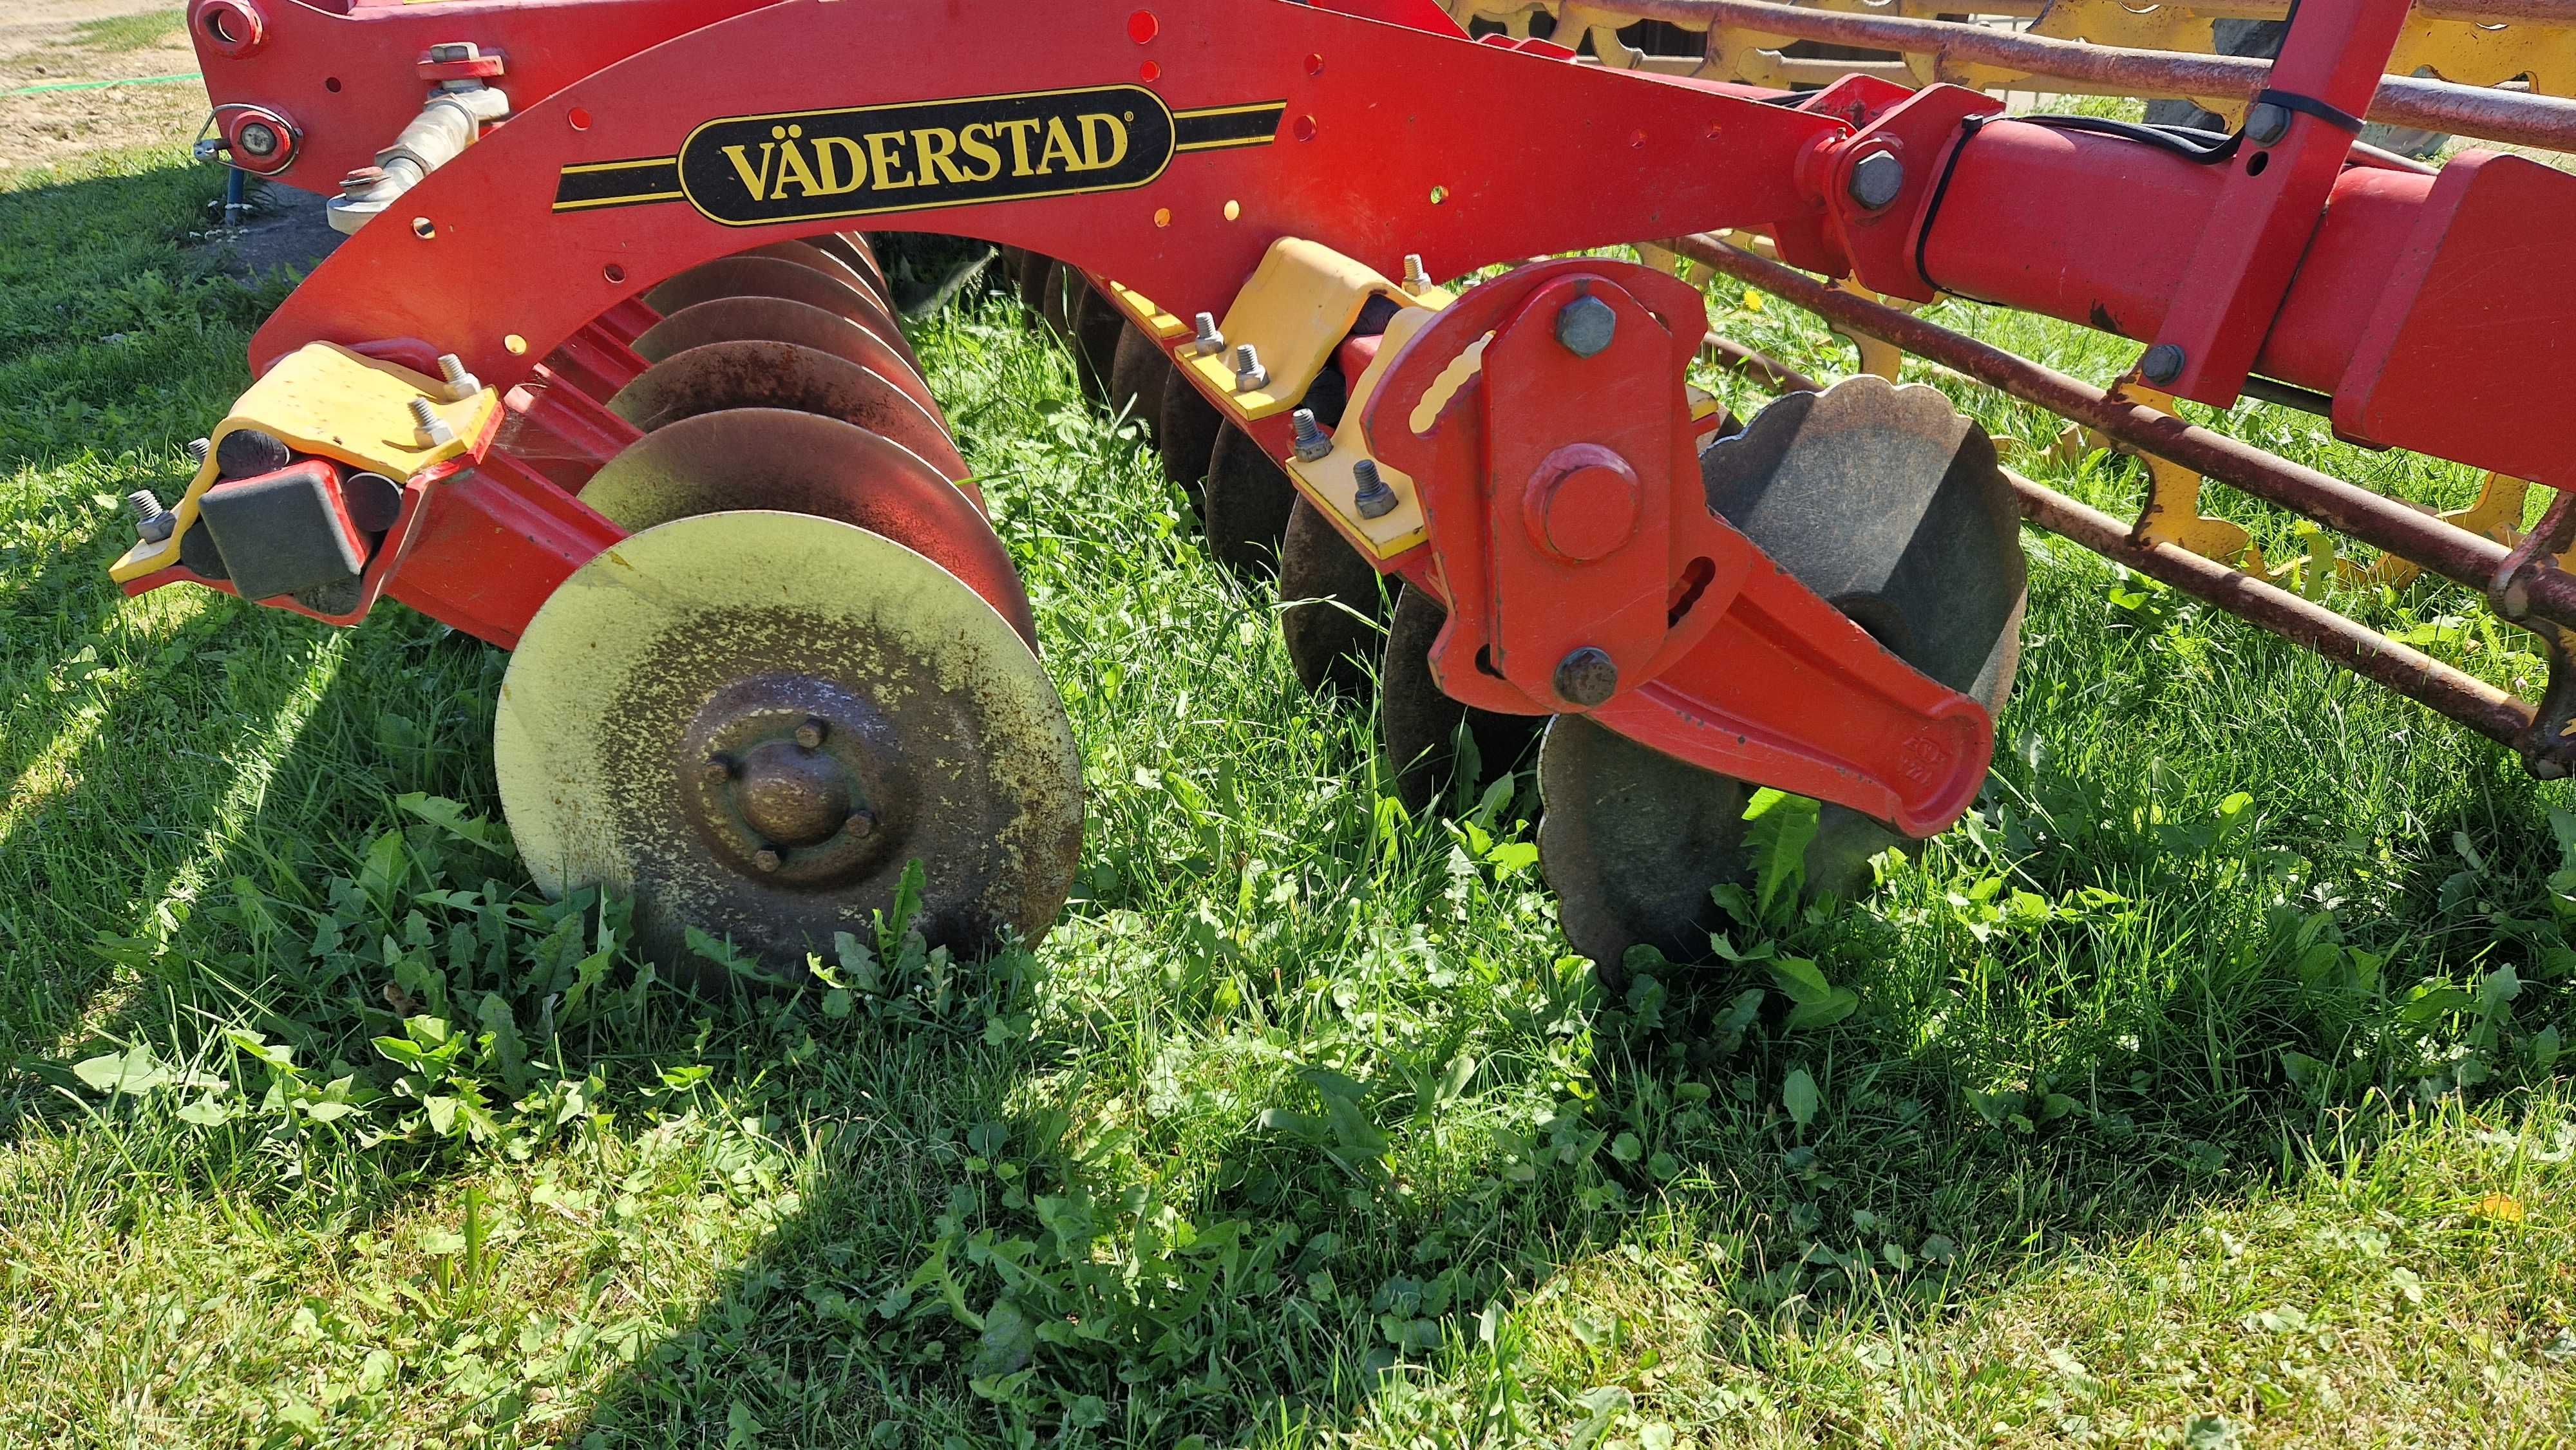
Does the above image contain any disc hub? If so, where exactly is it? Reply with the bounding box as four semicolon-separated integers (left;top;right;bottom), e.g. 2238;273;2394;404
681;675;898;887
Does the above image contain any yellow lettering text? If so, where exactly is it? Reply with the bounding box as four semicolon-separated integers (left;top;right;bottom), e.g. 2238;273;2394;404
720;142;777;198
955;122;1003;183
1037;116;1083;174
811;135;868;194
1078;113;1128;171
994;117;1042;176
865;129;914;190
913;127;968;185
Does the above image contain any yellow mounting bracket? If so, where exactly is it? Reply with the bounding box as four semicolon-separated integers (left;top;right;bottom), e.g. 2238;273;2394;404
1286;305;1451;560
111;343;497;583
1189;237;1453;422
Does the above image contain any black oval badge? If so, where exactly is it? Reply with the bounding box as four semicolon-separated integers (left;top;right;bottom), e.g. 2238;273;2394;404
678;85;1176;227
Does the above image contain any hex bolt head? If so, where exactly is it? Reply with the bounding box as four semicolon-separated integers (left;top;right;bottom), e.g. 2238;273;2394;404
1232;343;1269;391
237;122;280;158
1401;253;1433;292
126;490;175;543
1191;311;1224;355
700;755;735;785
1351;458;1399;520
1554;295;1617;358
2245;102;2291;146
1289;407;1331;462
1848;150;1906;210
408;396;457;447
793;717;827;749
1553;646;1620;708
2139;343;2187;384
846;807;878;839
435;352;481;400
752;847;783;872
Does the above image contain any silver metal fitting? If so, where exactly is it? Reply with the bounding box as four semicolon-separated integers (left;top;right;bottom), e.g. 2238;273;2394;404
185;437;211;467
409;396;458;447
1232;343;1269;391
126;490;175;543
435;352;482;400
1848;150;1906;210
1191;311;1224;355
1401;253;1433;294
426;41;482;64
1289;408;1331;462
237;122;281;158
1351;458;1398;519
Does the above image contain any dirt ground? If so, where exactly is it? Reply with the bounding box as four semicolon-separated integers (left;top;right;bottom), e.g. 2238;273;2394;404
0;1;207;172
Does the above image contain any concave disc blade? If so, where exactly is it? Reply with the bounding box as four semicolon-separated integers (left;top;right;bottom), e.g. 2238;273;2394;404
1068;281;1122;404
1039;261;1074;335
1537;375;2027;970
735;239;890;315
578;407;1033;647
606;339;971;491
648;255;920;373
1107;325;1171;439
1014;250;1056;330
1203;426;1296;576
1379;587;1544;814
630;295;942;421
1278;496;1391;699
495;509;1083;978
819;232;889;297
1157;370;1224;517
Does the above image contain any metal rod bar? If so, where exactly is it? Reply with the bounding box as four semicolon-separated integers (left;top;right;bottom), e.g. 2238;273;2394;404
1622;0;2576;151
2007;471;2535;747
1670;232;2576;630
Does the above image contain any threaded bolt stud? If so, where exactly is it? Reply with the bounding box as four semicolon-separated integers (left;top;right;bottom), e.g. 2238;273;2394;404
1402;253;1432;293
435;352;481;400
184;438;211;467
1352;458;1398;520
1191;312;1224;355
409;396;457;446
126;490;175;543
1232;343;1268;391
1290;408;1331;462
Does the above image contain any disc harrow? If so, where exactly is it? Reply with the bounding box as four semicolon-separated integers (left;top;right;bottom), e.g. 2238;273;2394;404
120;0;2576;979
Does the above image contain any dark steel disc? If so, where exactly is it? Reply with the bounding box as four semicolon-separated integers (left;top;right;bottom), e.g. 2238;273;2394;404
495;509;1083;981
1039;261;1074;336
1379;587;1546;814
821;232;891;298
1067;281;1122;404
1278;496;1392;699
1107;324;1171;438
1014;249;1055;328
1537;375;2027;970
605;339;970;490
577;407;1034;647
735;239;887;315
630;295;941;420
1202;425;1297;576
1157;370;1224;517
647;255;920;375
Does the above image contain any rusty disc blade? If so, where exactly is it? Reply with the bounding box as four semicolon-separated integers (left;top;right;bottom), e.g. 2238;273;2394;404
1203;425;1297;576
1158;371;1224;518
735;238;895;320
648;255;920;374
1108;324;1171;439
630;295;942;421
1537;375;2027;974
1014;250;1056;329
578;406;1031;646
1379;586;1544;816
1278;496;1391;699
1068;280;1121;404
819;232;892;299
606;339;971;493
495;509;1083;980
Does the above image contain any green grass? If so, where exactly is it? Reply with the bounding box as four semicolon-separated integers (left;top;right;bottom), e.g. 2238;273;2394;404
64;11;188;55
6;144;2576;1449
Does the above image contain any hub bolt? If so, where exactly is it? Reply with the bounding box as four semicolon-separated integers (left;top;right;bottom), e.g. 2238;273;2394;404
1232;343;1269;391
847;807;878;838
1848;150;1905;210
1555;296;1616;358
752;847;783;872
793;716;828;749
126;491;175;543
1401;253;1433;293
435;352;481;400
237;122;280;158
408;396;457;447
1553;646;1620;708
1191;311;1224;355
1351;458;1399;520
2139;343;2186;384
701;755;735;785
1289;407;1331;462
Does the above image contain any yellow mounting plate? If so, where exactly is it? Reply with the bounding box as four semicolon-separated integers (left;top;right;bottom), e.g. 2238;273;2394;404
111;342;496;583
1106;281;1189;341
1284;305;1454;560
1189;237;1452;422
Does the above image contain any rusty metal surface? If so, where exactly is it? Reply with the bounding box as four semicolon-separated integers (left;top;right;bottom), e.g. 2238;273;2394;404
1627;0;2576;151
606;339;971;489
630;294;942;420
574;407;1036;646
645;255;916;368
493;509;1083;979
1672;233;2576;633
